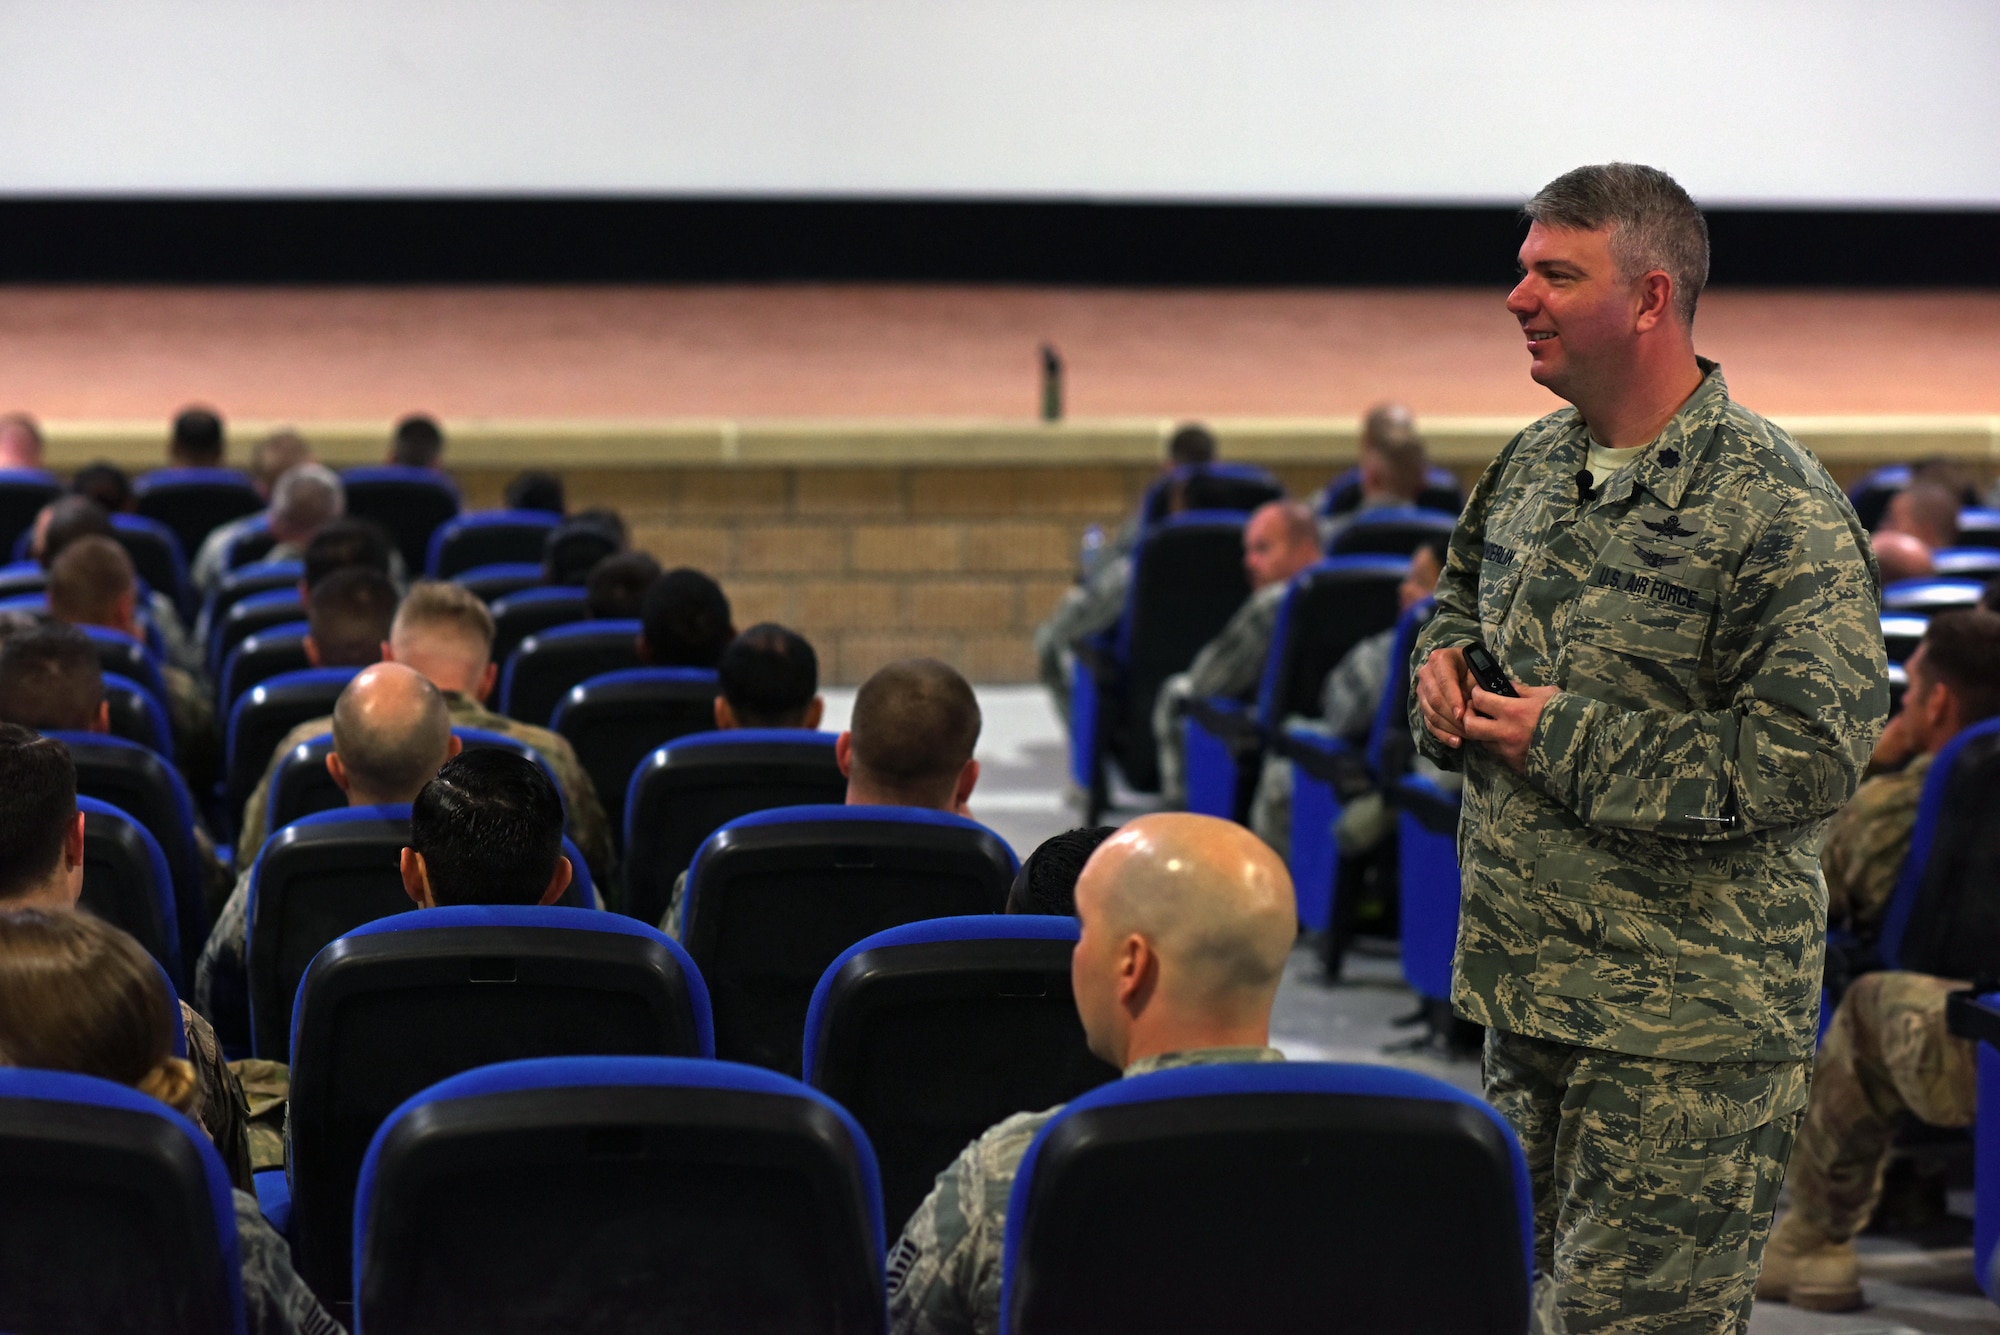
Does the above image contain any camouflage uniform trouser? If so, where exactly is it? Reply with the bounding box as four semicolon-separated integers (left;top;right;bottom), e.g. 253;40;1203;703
1780;970;1975;1242
1033;579;1124;730
1484;1028;1808;1334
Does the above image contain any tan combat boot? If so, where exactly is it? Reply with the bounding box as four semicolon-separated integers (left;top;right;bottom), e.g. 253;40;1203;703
1757;1211;1863;1312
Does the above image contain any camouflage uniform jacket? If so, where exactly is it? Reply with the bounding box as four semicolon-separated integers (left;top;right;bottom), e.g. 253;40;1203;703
1185;580;1288;702
181;1001;255;1191
1322;625;1395;741
885;1045;1284;1335
1409;362;1886;1063
1822;751;1931;935
233;1190;347;1334
235;690;614;882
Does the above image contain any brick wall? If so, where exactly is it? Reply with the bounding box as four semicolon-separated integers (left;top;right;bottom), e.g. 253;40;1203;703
457;463;1357;685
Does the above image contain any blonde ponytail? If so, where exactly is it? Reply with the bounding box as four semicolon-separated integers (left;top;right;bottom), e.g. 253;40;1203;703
136;1057;198;1115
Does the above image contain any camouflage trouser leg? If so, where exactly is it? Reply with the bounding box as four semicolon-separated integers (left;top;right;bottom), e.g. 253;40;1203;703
1151;673;1194;807
1248;751;1292;860
1484;1029;1808;1334
1034;580;1123;731
1780;971;1975;1242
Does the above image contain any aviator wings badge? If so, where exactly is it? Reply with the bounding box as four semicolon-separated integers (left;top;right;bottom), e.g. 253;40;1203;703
1641;514;1697;539
1634;547;1684;570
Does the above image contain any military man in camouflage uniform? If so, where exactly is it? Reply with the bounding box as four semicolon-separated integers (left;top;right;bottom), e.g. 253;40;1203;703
887;812;1294;1335
1411;165;1886;1331
1152;499;1322;807
1759;608;2000;1311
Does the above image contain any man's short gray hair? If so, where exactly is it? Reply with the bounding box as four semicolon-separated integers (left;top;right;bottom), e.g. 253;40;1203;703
270;462;345;539
1524;163;1710;326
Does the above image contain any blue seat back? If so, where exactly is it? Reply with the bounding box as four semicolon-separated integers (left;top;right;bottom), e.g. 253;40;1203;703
81;623;170;705
1935;547;2000;581
78;795;183;990
1138;462;1284;526
1958;507;2000;548
622;728;848;924
1881;577;1984;613
264;726;570;842
1877;715;2000;976
1364;596;1437;780
684;804;1018;1074
289;907;714;1310
1000;1062;1532;1335
354;1056;884;1335
499;617;642;726
489;583;589;664
0;556;49;598
426;507;560;578
104;670;175;761
224;667;361;832
135;466;261;569
221;514;278;571
0;467;63;555
1881;612;1927;665
1318;464;1464;518
552;667;719;853
451;560;545;604
0;1068;246;1335
1395;774;1464;1003
341;465;461;575
1254;555;1408;729
805;915;1118;1228
201;558;301;641
1848;464;1911;531
1328;504;1458;557
210;586;305;676
110;512;194;617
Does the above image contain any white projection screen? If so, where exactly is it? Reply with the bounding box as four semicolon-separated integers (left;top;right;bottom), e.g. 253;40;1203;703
0;0;1995;206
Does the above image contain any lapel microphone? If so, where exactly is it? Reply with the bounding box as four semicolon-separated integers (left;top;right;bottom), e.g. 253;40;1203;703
1576;470;1595;504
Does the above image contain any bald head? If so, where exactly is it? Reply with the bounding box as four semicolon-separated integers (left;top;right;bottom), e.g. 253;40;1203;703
1881;484;1959;551
1872;529;1935;586
1070;813;1295;1068
329;662;456;806
1243;501;1321;590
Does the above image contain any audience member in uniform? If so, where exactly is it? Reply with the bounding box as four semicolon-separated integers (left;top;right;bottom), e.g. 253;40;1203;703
260;463;346;568
585;550;660;620
658;655;981;936
887;813;1293;1333
200;663;461;1049
1871;529;1935;586
0;908;341;1334
504;469;565;514
544;512;625;586
0;724;255;1191
0;622;111;734
400;748;573;910
302;567;398;670
638;566;735;668
388;413;446;470
70;461;134;514
1152;499;1323;806
1315;402;1433;545
1005;825;1118;916
1877;480;1960;555
233;581;611;876
0;410;43;470
714;623;823;730
192;430;315;595
31;496;201;672
170;405;226;467
300;517;401;594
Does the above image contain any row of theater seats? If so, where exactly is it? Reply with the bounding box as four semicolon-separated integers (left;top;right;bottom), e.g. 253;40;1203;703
1;904;1538;1332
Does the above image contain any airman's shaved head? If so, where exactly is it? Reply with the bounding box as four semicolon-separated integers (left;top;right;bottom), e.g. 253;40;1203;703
330;662;455;806
1070;812;1295;1067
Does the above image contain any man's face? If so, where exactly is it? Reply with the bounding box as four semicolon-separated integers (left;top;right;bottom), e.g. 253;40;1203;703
1399;547;1443;611
1505;222;1638;402
1243;511;1305;590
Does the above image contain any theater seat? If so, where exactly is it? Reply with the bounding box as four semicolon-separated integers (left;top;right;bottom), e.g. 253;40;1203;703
489;583;590;666
425;508;561;579
218;623;314;714
1394;773;1464;1013
220;515;278;572
1944;993;2000;1301
244;804;597;1059
1935;547;2000;581
288;906;714;1315
223;667;361;836
552;667;719;852
263;726;569;843
199;558;302;645
682;804;1017;1074
51;730;207;980
621;728;847;925
1882;612;1928;665
111;513;195;620
81;624;171;708
341;465;461;575
1318;464;1465;519
210;588;306;678
1882;577;1985;613
353;1056;884;1335
1000;1063;1533;1335
1958;508;2000;549
1137;462;1285;526
451;561;545;604
78;795;183;990
498;618;642;727
1872;715;2000;979
0;1068;246;1335
0;557;49;599
1327;504;1459;557
805;915;1118;1228
104;670;175;761
0;466;63;556
134;466;262;571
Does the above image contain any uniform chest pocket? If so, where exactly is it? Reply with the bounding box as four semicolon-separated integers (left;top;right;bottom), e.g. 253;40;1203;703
1563;557;1722;709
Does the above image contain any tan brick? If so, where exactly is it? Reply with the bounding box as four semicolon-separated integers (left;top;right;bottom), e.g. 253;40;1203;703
559;468;677;510
961;521;1079;574
908;469;1015;516
907;580;1017;632
793;469;907;517
1270;463;1331;499
1018;578;1076;628
791;580;903;632
961;633;1037;684
1013;466;1141;516
630;523;733;573
724;578;792;628
835;633;957;685
675;468;788;516
736;524;848;574
851;524;961;573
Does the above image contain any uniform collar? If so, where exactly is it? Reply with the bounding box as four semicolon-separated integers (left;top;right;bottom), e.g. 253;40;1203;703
1582;357;1728;514
1122;1045;1287;1077
441;690;503;725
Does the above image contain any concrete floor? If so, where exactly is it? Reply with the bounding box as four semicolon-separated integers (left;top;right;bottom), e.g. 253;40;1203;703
918;683;2000;1335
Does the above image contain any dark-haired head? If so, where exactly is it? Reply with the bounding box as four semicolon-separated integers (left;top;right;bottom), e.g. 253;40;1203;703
1907;610;2000;750
390;414;446;469
34;495;113;569
718;624;822;729
841;657;981;811
1167;423;1217;468
0;623;104;733
404;748;571;908
504;470;565;515
639;567;734;668
586;551;661;620
307;566;398;668
302;517;396;592
70;462;133;514
171;406;225;466
1007;826;1118;916
543;513;625;586
0;724;81;907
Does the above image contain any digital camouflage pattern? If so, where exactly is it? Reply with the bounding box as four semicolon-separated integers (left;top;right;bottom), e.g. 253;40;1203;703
1820;753;1931;936
1410;361;1888;1063
1032;554;1130;728
885;1046;1285;1335
1781;969;1974;1242
1247;626;1396;857
181;1000;254;1191
232;1190;347;1334
1487;1029;1805;1334
1152;581;1288;806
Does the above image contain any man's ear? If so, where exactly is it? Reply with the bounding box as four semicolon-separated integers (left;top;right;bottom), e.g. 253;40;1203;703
835;731;854;778
399;847;433;907
64;809;87;871
380;640;396;663
952;758;980;814
444;734;464;761
1633;270;1675;333
92;700;111;735
537;855;574;906
714;697;737;730
327;752;352;795
303;635;323;668
477;661;499;702
804;697;824;731
1114;933;1156;1010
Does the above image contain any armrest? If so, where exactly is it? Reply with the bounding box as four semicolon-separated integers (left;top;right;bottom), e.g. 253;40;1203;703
1182;695;1263;759
1274;728;1374;798
1946;989;2000;1046
1389;773;1462;837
